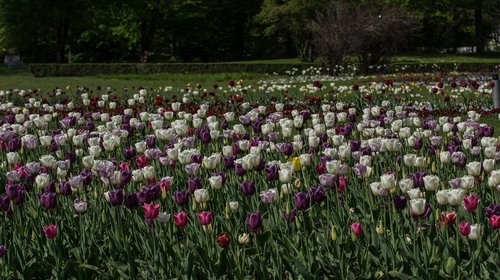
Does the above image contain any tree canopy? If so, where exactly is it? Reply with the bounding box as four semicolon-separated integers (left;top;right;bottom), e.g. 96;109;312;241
0;0;498;63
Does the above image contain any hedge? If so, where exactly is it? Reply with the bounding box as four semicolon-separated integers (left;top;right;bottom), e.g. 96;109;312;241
29;63;316;77
29;62;499;77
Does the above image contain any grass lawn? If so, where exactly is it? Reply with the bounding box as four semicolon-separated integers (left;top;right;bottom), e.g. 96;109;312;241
0;63;498;136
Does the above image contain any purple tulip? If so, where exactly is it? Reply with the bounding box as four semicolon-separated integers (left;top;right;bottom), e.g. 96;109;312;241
6;184;25;205
352;164;367;177
191;154;203;164
319;174;335;187
309;186;326;203
393;195;407;211
198;129;211;144
223;156;235;168
174;190;189;206
59;181;72;196
294;192;309;210
24;162;41;175
235;163;246;177
80;169;93;186
268;132;280;143
138;184;160;203
8;137;21;152
145;135;156;148
106;189;123;206
124;192;139;209
265;164;279;181
241;181;255;196
350;140;361;151
485;204;500;218
448;178;461;188
283;208;297;222
239;115;251;125
247;155;262;169
410;172;426;189
123;146;136;159
247;211;262;232
39;192;57;210
187;177;202;193
0;195;11;212
260;190;276;204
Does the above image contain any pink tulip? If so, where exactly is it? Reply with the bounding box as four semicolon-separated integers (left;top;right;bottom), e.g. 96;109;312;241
197;211;213;225
142;203;160;220
43;224;58;239
459;221;471;236
463;194;480;211
490;215;500;229
350;222;363;237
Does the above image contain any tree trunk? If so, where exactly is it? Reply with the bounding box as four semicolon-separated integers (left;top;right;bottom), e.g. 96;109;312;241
55;19;69;63
475;0;484;53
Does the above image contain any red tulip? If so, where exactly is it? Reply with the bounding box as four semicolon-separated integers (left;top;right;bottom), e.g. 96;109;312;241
155;95;163;105
339;176;348;192
119;162;130;171
350;222;363;237
173;212;189;228
196;211;213;225
490;215;500;229
143;203;160;220
463;194;480;211
217;232;231;248
441;211;457;226
43;224;58;239
135;155;148;169
459;221;471;236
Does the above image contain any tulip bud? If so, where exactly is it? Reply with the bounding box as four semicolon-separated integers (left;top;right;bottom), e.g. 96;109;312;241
376;220;384;235
331;226;337;241
238;233;250;245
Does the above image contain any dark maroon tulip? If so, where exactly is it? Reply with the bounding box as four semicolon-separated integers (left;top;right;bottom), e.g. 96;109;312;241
39;192;57;210
241;180;255;196
247;211;262;232
198;129;211;144
309;186;326;203
0;244;6;257
294;192;309;210
0;195;11;212
107;189;123;206
6;184;25;205
485;204;500;218
393;195;407;211
235;163;246;176
223;156;235;169
123;146;136;159
265;164;279;181
484;126;494;137
413;138;423;150
254;158;266;171
120;170;132;184
124;192;139;209
80;169;93;185
217;232;231;248
138;184;160;203
283;208;297;222
174;190;189;206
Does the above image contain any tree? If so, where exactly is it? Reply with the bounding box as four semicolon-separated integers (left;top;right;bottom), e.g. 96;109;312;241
256;0;329;62
311;0;418;70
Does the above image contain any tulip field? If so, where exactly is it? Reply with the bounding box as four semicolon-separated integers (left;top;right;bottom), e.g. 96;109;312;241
0;67;499;279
